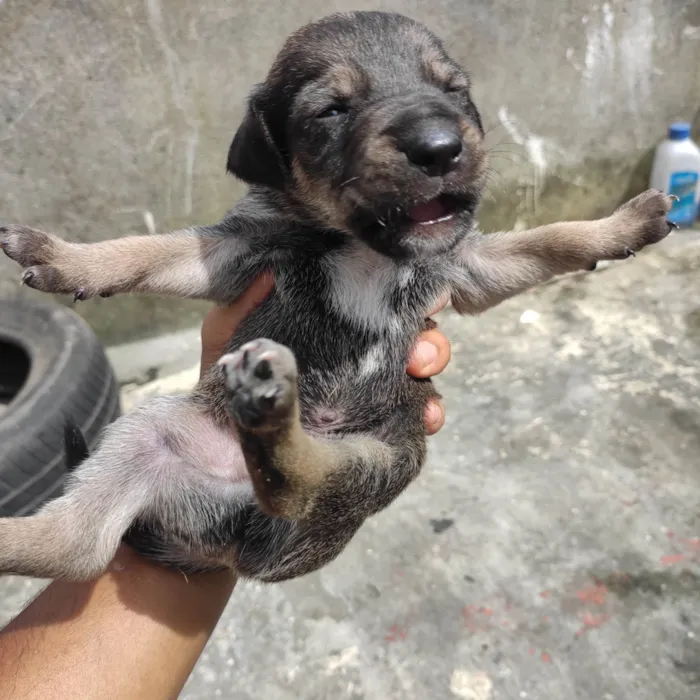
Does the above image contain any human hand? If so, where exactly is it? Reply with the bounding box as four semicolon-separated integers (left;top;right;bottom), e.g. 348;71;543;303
406;293;451;434
200;274;452;434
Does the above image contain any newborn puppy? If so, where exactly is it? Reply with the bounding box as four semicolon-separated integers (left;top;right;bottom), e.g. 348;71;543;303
0;11;674;581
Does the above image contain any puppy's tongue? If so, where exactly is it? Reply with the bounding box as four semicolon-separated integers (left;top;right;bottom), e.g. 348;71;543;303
408;198;448;223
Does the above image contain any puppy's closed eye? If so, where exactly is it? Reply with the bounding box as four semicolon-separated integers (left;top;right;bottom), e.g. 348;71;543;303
316;104;349;119
443;82;467;94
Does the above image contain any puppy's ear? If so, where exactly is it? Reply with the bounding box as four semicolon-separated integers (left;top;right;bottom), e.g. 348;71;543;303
227;84;287;190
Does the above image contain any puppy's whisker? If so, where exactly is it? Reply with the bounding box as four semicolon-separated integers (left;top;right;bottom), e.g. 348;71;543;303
481;120;519;139
484;169;508;184
487;141;526;153
483;170;505;184
339;176;360;189
487;154;523;168
487;153;526;165
488;148;527;158
482;170;510;195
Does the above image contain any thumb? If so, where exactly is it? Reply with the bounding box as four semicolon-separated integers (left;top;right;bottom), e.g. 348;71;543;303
200;272;275;375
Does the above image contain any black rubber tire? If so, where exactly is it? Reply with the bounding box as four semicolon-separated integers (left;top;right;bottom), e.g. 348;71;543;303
0;298;120;516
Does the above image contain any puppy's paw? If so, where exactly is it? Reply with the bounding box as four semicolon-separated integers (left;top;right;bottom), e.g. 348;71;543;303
606;190;675;257
1;225;79;295
1;225;64;268
1;225;104;299
219;339;298;431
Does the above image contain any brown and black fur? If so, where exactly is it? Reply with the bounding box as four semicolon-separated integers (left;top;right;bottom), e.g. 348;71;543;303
0;12;675;582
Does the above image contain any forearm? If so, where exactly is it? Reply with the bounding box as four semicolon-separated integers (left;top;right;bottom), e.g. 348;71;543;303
0;546;235;700
451;191;673;315
450;221;598;314
2;224;260;302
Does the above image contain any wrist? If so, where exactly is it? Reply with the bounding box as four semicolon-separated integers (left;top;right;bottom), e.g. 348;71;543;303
110;544;236;596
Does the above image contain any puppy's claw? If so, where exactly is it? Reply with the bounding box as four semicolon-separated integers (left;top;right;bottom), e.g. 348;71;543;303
21;269;34;286
217;353;234;367
624;247;636;258
668;220;679;230
217;352;240;371
669;194;679;203
588;261;598;271
73;288;86;303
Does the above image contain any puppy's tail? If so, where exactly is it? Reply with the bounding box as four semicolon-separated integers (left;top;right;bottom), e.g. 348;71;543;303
63;421;90;471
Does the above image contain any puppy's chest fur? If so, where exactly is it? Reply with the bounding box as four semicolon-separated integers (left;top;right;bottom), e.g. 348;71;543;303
226;241;449;434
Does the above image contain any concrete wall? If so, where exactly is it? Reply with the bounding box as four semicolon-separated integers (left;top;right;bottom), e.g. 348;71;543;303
1;0;699;344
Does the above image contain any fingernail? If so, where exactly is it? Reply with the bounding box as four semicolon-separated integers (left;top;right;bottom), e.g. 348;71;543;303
415;341;438;367
426;403;442;426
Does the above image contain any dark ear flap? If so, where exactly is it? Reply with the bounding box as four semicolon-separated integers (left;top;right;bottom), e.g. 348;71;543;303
226;84;287;190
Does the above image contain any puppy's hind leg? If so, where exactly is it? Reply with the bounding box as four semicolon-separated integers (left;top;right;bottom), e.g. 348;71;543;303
217;339;429;582
0;414;160;580
218;339;424;520
0;493;143;580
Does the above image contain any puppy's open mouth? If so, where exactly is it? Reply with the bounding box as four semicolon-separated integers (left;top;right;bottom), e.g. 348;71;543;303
407;195;458;226
353;191;476;254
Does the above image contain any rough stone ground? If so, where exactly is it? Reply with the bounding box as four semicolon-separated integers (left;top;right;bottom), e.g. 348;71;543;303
2;232;700;699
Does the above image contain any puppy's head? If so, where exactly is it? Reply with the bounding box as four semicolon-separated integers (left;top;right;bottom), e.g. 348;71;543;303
228;11;486;259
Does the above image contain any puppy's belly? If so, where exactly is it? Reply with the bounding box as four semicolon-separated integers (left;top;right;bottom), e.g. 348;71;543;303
129;397;250;484
172;410;249;482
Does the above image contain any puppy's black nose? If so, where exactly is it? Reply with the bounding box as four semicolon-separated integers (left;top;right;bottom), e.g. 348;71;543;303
399;122;463;176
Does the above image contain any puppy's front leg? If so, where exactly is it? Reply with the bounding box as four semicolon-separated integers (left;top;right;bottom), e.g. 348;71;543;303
1;222;261;303
218;341;425;523
451;189;675;314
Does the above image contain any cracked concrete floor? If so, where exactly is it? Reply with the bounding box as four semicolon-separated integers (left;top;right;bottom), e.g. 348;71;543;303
2;233;700;699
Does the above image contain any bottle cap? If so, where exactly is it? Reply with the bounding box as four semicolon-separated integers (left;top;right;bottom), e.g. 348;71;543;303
668;122;691;140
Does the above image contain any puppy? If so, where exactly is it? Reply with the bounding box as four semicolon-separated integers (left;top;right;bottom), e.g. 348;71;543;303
0;11;674;582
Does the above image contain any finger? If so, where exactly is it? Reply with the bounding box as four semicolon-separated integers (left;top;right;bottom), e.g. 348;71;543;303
407;329;452;378
425;400;445;435
200;272;274;375
203;271;275;338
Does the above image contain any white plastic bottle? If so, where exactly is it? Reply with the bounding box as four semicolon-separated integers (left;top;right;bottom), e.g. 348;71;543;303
650;121;700;228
